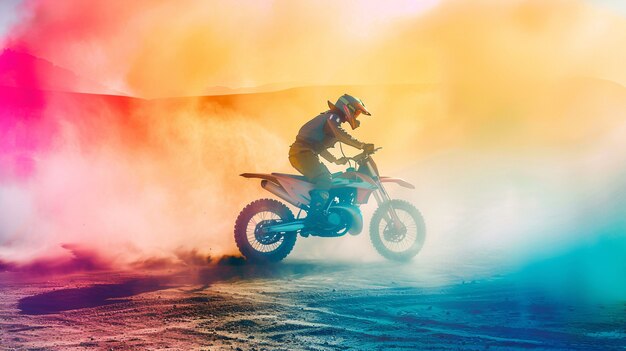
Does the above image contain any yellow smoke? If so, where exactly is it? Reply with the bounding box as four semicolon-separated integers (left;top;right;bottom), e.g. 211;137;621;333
3;0;626;267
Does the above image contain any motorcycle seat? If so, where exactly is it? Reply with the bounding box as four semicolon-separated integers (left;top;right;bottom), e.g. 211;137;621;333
271;172;359;187
271;173;309;182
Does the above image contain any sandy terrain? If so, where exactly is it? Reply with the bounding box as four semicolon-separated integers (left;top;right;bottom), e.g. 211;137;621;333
1;260;625;351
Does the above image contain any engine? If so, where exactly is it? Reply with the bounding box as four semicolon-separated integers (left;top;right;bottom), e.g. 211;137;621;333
301;202;363;237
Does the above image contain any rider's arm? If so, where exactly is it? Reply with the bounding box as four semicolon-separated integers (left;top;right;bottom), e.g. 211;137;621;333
318;149;338;163
326;115;366;149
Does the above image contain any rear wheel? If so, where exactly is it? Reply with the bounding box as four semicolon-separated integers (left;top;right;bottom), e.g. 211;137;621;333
370;200;426;261
234;199;297;263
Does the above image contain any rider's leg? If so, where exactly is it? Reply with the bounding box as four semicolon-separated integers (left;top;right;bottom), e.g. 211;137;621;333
288;149;332;224
307;188;330;224
304;163;332;225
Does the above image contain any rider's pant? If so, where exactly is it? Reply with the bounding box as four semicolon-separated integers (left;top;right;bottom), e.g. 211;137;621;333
288;146;332;190
289;145;332;222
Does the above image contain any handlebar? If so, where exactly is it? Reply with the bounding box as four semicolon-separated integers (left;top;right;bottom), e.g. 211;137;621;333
347;147;382;163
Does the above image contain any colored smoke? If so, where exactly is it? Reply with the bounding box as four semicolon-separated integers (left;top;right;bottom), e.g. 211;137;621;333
0;0;625;290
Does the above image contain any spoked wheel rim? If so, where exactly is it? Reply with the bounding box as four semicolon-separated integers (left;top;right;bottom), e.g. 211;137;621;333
246;210;285;253
378;209;421;253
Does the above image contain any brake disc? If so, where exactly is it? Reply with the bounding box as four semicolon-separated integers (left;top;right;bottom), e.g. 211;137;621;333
383;222;406;242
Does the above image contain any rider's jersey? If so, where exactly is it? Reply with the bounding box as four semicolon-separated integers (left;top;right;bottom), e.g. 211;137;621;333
291;111;365;154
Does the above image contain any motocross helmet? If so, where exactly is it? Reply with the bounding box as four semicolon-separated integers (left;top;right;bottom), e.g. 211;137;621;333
327;94;371;130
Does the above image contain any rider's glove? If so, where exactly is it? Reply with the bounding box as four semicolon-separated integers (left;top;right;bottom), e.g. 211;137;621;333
363;143;375;154
335;157;349;165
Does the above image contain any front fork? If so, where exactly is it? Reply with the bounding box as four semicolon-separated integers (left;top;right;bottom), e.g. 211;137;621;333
372;182;406;232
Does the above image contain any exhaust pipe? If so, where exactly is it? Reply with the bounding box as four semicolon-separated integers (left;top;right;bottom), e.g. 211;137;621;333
261;180;301;208
333;204;363;235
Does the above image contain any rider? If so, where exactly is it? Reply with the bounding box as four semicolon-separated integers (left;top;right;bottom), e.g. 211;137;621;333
289;94;375;225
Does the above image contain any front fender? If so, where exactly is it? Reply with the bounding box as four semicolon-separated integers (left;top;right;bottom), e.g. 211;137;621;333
379;177;415;189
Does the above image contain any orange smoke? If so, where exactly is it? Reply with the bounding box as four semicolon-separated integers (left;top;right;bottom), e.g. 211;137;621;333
1;0;626;270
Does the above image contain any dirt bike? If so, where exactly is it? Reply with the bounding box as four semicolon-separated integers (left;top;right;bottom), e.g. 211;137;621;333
235;147;425;262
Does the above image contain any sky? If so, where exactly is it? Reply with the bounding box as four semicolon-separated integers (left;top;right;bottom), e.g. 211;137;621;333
0;0;625;94
590;0;626;15
0;0;22;39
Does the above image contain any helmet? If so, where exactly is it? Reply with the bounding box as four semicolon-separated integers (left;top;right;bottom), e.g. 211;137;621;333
327;94;371;130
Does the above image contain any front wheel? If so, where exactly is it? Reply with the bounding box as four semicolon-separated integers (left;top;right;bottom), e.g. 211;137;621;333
234;198;297;263
370;199;426;262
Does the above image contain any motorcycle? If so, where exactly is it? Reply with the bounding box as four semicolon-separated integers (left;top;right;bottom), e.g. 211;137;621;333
234;147;426;262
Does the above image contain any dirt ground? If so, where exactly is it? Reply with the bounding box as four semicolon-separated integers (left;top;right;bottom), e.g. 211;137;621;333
1;260;625;351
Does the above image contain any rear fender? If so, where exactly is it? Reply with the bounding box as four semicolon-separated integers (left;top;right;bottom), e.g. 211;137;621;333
272;174;314;205
241;173;313;206
379;177;415;189
241;173;277;182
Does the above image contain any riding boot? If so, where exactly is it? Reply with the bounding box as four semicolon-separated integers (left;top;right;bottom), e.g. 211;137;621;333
306;189;330;226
